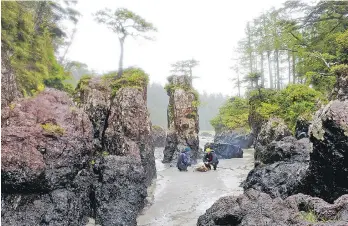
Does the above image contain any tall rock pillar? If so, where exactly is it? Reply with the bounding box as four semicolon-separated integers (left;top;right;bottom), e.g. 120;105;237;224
162;75;200;164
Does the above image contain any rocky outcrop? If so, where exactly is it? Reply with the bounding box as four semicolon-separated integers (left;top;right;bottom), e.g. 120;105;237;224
2;75;157;226
243;137;311;199
214;129;254;149
1;50;22;109
78;77;156;186
94;156;147;226
162;75;199;164
1;89;94;225
255;136;311;165
302;100;348;203
197;189;348;226
152;125;166;147
204;142;243;159
255;117;292;146
254;118;292;162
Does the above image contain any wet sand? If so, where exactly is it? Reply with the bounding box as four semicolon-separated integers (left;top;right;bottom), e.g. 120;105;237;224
137;144;254;226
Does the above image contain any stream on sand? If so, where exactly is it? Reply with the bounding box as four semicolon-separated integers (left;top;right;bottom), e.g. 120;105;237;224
137;137;255;226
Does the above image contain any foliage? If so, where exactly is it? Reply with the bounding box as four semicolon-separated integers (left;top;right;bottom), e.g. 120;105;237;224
41;123;65;136
212;84;326;133
232;0;348;95
94;8;157;77
1;1;79;96
210;97;250;132
107;67;149;97
170;59;200;79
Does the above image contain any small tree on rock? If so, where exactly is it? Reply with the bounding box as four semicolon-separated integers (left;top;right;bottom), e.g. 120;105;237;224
170;58;200;85
94;8;157;78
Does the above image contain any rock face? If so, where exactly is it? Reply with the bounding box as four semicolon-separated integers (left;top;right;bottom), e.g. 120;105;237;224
197;189;348;226
243;137;311;199
77;77;156;225
255;136;311;165
204;142;243;159
1;89;94;225
302;100;348;203
78;77;156;186
254;118;292;162
214;129;254;149
95;156;147;225
152;125;166;147
2;78;157;226
162;75;199;164
255;117;292;147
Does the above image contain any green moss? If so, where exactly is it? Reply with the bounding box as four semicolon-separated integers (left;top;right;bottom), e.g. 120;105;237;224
102;151;109;156
108;67;149;97
90;159;96;165
9;103;16;110
301;211;318;223
152;125;162;130
41;123;65;136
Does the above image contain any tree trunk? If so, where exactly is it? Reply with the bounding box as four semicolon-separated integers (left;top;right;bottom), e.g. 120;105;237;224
275;49;280;90
117;38;125;78
267;51;273;89
260;52;264;87
292;52;296;84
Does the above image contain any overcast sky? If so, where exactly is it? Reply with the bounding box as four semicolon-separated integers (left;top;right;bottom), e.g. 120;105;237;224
66;0;286;96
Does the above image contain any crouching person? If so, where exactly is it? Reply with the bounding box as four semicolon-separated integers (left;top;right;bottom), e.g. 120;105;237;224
203;148;219;170
177;146;191;171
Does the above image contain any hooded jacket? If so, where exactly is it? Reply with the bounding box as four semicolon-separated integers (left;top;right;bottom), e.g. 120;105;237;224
177;149;190;169
203;151;219;164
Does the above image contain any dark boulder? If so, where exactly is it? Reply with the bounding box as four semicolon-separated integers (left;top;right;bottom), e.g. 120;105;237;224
205;142;243;159
302;100;348;203
152;125;166;147
214;129;254;149
242;161;308;199
197;189;348;226
255;137;311;165
243;137;311;199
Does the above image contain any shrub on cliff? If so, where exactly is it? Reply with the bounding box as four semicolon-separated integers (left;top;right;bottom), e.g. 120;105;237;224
104;67;149;96
211;84;326;134
255;84;326;132
210;97;249;133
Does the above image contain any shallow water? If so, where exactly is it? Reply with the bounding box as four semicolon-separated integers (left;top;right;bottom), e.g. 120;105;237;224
137;143;254;226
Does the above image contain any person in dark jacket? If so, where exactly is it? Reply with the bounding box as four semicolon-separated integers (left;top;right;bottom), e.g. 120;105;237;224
176;147;191;171
203;148;219;170
177;146;191;171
